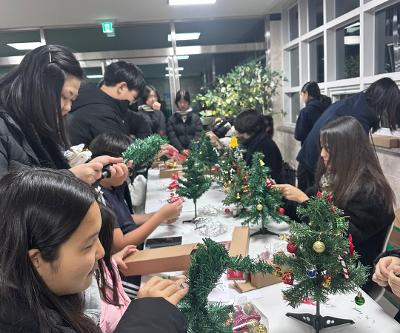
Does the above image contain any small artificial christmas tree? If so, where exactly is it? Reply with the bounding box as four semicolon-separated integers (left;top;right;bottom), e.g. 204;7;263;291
121;134;167;166
179;238;272;333
216;136;243;190
273;192;368;332
177;149;211;222
222;157;249;215
241;152;289;237
195;133;219;170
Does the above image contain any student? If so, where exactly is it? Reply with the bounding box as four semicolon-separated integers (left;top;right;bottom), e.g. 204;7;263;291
234;109;283;183
297;77;400;189
275;116;395;293
137;85;167;136
0;168;188;333
295;81;332;191
68;61;145;146
0;45;125;183
167;89;203;156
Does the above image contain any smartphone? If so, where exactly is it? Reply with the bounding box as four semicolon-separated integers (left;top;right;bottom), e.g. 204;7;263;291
145;236;183;249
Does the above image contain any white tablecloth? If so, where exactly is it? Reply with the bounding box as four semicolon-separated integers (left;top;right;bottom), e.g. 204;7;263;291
144;169;400;332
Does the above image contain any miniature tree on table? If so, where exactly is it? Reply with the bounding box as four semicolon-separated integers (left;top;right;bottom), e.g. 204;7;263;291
241;152;289;237
177;149;211;222
179;238;272;333
273;192;368;333
195;133;219;171
121;134;167;166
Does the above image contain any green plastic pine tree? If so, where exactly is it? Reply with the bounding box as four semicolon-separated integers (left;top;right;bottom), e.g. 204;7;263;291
241;152;289;236
195;133;219;170
216;136;243;190
121;134;167;166
223;158;249;214
273;192;368;332
177;150;211;221
179;238;272;333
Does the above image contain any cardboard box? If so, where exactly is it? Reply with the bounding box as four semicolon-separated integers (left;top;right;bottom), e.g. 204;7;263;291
122;243;197;276
228;226;250;257
159;167;183;178
371;134;400;148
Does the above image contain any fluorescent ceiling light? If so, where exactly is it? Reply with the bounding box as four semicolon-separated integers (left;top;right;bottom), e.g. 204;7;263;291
177;55;190;60
169;0;216;5
165;74;182;77
168;32;200;42
344;36;360;45
7;41;45;50
165;67;184;71
86;74;104;79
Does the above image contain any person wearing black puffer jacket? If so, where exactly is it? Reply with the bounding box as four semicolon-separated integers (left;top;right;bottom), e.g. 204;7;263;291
167;89;203;156
295;81;331;191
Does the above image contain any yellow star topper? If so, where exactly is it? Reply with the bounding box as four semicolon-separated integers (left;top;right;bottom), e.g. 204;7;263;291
259;159;265;166
229;136;238;149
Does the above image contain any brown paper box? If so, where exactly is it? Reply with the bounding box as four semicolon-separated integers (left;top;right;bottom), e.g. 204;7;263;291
229;226;250;257
122;243;197;276
371;134;400;148
159;168;183;178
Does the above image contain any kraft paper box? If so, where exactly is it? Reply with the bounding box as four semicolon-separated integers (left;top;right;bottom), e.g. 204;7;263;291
371;134;400;148
228;226;250;257
122;243;198;276
159;167;183;178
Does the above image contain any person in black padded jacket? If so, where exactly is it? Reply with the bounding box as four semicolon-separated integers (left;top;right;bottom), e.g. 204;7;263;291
0;168;187;333
275;117;395;294
167;89;203;156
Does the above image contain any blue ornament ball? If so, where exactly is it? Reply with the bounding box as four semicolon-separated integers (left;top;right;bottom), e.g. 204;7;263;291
307;269;317;278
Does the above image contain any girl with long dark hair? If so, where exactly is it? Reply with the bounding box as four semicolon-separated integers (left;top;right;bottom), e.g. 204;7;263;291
275;116;395;293
0;45;127;183
0;168;188;333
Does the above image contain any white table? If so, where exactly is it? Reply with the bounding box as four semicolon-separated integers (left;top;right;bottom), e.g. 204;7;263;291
144;169;400;332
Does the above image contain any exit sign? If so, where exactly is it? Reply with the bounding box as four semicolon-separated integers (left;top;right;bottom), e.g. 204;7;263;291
102;22;114;34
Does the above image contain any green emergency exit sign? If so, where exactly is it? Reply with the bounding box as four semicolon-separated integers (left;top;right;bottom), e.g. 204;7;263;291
102;22;114;34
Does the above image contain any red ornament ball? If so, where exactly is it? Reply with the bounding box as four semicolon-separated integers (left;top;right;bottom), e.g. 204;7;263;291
277;207;285;215
316;191;322;198
326;193;332;202
211;165;220;174
265;179;272;189
287;243;297;254
224;208;231;215
282;272;294;285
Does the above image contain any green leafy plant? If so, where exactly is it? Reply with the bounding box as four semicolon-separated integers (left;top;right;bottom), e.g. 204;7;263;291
194;62;282;117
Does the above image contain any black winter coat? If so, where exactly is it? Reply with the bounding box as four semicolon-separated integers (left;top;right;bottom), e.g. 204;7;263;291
0;297;187;333
167;112;203;151
125;110;152;139
0;108;69;179
68;83;132;146
295;99;327;145
297;93;378;173
241;131;283;183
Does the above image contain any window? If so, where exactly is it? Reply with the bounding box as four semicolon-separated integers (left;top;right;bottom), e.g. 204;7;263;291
335;0;359;18
290;47;300;87
291;92;301;121
375;2;400;74
310;36;324;82
336;21;360;79
289;5;299;40
308;0;324;31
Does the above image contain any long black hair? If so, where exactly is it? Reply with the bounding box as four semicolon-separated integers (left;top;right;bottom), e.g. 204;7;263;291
97;205;122;307
234;109;266;136
364;77;400;131
301;81;332;110
0;167;100;333
0;45;83;168
315;116;394;211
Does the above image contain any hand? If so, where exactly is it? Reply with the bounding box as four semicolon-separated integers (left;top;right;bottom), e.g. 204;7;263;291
388;266;400;297
206;131;223;149
158;144;179;159
273;184;309;203
152;101;161;111
112;245;138;271
70;162;103;184
164;217;178;225
137;276;189;306
158;200;183;221
90;155;132;183
181;149;190;157
373;256;400;287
